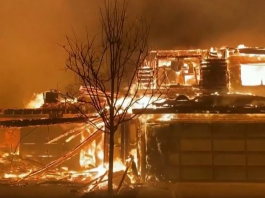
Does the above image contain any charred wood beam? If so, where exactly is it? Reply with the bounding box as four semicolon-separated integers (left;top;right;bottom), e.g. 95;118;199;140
239;48;265;55
155;55;202;59
0;108;90;115
150;50;203;58
0;117;92;128
0;114;49;121
132;106;265;115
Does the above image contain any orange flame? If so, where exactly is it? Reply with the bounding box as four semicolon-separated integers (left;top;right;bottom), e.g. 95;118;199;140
25;93;44;108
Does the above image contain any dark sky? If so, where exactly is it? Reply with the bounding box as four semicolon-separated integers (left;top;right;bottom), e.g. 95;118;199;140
0;0;265;108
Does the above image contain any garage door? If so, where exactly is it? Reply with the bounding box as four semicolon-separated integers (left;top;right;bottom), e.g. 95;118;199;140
146;123;265;182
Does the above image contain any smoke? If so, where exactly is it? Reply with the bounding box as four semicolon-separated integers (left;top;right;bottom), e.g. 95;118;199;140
141;0;265;49
0;0;265;107
0;0;100;108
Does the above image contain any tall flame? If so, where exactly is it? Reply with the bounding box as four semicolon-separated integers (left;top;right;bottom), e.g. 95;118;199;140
25;93;44;108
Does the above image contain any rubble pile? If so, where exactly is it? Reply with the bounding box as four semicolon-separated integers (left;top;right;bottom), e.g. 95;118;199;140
0;150;137;193
0;122;139;193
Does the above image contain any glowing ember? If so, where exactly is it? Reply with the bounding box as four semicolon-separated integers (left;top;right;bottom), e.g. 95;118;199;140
4;172;29;179
227;92;253;95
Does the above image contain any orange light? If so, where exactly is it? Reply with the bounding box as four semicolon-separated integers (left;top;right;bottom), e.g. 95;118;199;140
241;63;265;86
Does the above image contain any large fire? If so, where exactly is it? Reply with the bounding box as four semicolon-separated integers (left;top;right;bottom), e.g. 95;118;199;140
3;88;155;192
240;63;265;86
0;123;134;192
25;93;44;108
8;44;265;192
235;44;265;87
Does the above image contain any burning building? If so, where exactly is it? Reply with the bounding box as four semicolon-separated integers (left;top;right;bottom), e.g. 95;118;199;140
133;95;265;182
141;44;265;96
0;88;140;192
2;44;265;196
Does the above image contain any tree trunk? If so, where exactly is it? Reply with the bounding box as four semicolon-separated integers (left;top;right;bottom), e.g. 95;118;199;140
107;128;115;195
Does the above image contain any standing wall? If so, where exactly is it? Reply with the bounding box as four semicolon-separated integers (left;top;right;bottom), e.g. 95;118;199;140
146;122;265;182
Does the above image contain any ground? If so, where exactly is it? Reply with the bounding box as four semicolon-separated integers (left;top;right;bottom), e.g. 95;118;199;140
1;183;265;198
0;185;80;198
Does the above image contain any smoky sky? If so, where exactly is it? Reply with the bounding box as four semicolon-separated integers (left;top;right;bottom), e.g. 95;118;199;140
0;0;265;108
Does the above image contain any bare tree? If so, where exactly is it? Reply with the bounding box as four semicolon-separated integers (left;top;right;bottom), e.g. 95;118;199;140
63;0;166;194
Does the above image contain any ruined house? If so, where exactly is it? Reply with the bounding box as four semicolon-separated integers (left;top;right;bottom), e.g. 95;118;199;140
1;45;265;195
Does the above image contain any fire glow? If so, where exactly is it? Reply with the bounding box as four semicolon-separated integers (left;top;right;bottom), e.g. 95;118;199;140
3;87;157;191
241;63;265;86
6;44;265;192
25;93;44;108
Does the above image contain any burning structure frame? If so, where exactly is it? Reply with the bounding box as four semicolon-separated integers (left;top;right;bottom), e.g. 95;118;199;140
2;45;265;191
